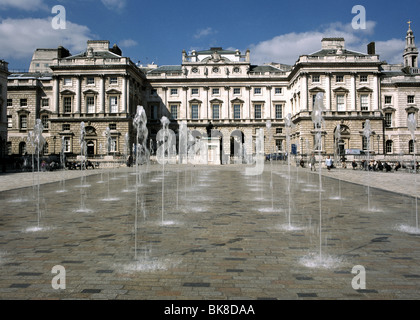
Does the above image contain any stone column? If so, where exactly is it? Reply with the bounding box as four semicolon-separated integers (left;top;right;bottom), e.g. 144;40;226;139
99;75;105;113
53;76;59;114
373;73;379;110
76;75;81;114
350;72;356;111
325;72;331;110
301;73;308;111
122;76;127;113
224;86;230;119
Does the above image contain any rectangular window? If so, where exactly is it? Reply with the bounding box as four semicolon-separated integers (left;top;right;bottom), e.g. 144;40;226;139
254;88;262;95
337;95;345;111
212;88;220;95
62;124;70;131
276;128;283;134
41;115;49;129
64;137;71;153
384;96;392;104
20;115;27;129
385;113;392;127
212;104;220;119
275;104;283;119
20;99;27;107
151;105;158;120
275;87;282;94
41;98;49;107
336;75;344;83
360;94;369;111
312;75;320;83
386;140;393;154
191;104;199;119
275;139;282;152
233;88;241;95
151;89;157;96
7;99;12;107
408;95;415;104
87;77;95;85
254;104;262;119
110;96;118;113
170;88;178;95
86;96;95;113
63;78;72;86
109;123;117;130
109;77;118;85
170;105;178;119
360;75;368;82
362;136;368;151
191;88;199;95
7;115;12;128
233;104;241;119
63;97;72;113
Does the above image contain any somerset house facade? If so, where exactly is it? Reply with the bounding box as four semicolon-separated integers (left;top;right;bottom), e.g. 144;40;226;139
4;24;420;164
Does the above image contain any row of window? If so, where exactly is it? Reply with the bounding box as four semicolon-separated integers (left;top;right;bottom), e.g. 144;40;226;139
62;96;119;113
309;74;369;83
384;95;416;104
62;76;118;86
159;104;284;120
163;87;284;97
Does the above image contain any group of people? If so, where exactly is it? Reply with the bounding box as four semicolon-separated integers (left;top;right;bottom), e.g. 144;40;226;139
303;154;419;173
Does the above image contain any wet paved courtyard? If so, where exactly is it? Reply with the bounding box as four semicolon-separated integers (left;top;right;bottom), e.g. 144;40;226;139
0;163;419;300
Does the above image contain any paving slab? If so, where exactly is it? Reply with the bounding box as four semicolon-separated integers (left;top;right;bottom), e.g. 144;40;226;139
0;163;419;300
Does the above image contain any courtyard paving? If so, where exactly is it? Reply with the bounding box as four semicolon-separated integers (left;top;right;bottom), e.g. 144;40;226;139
0;162;419;300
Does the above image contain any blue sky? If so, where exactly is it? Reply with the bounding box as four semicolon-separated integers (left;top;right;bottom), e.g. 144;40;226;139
0;0;419;70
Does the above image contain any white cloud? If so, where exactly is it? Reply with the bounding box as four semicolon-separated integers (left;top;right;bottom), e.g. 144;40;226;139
101;0;126;11
0;17;93;60
194;27;217;39
119;39;138;48
0;0;48;11
248;21;405;65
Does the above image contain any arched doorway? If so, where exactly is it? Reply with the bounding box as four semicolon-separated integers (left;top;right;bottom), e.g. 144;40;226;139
86;140;95;156
334;124;350;156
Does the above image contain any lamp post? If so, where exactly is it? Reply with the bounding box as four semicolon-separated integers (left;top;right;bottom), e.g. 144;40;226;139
377;134;380;155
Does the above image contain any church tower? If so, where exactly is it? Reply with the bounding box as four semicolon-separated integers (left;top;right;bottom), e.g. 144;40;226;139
403;20;419;68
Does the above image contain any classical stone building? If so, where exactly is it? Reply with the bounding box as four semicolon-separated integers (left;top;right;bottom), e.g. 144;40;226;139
5;24;420;164
0;59;9;159
7;40;147;158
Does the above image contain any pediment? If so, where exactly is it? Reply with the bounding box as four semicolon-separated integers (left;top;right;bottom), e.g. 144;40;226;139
83;89;98;95
60;89;75;95
333;87;349;93
309;86;325;92
357;86;373;92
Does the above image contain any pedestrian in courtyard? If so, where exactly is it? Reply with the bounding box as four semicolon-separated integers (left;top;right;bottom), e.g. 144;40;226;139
352;160;357;170
310;153;316;171
325;155;333;171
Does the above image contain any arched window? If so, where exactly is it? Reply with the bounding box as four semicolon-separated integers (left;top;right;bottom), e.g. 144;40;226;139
19;141;26;155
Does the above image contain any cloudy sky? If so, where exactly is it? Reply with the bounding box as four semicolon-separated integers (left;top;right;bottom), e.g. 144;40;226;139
0;0;419;70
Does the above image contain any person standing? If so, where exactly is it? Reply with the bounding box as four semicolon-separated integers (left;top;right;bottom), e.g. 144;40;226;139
325;155;333;171
310;153;316;171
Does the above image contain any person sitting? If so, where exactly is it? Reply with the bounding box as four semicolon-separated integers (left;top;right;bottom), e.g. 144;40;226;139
395;161;401;171
352;160;357;170
384;162;392;172
299;158;305;168
377;160;383;171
